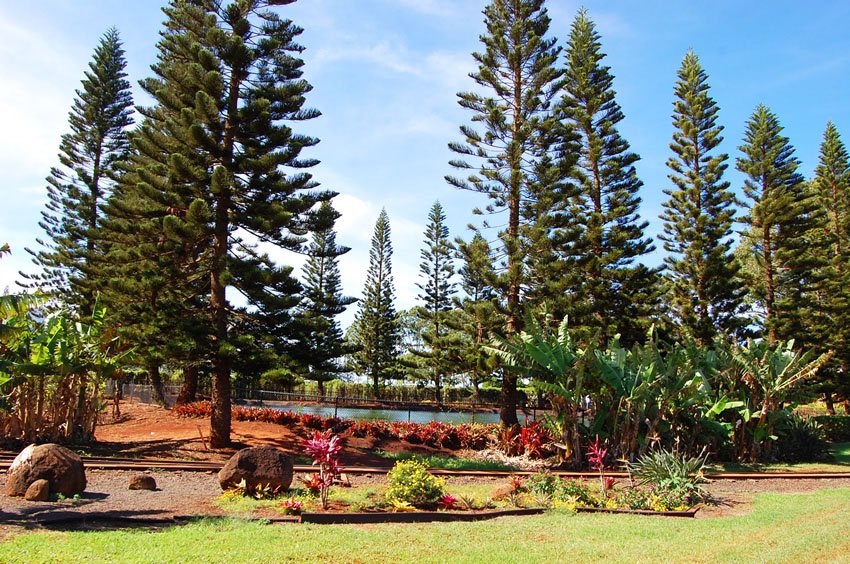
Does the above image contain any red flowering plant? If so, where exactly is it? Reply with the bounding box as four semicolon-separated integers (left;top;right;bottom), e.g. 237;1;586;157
280;497;303;515
302;430;342;509
301;473;323;496
437;494;459;511
586;435;615;497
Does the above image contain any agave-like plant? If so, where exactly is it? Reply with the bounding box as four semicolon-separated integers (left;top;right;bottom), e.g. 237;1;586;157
627;448;709;501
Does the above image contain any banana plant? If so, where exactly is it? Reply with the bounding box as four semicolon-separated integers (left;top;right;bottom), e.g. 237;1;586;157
731;339;832;461
487;314;589;466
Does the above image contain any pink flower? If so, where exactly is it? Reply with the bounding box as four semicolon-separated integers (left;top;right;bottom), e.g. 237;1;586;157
438;495;458;510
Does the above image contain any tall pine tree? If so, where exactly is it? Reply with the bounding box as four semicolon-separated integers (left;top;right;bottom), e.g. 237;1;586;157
811;122;850;412
108;0;329;447
736;105;819;344
556;9;660;345
447;0;566;425
295;202;356;397
454;233;501;403
350;209;401;396
659;51;744;345
24;28;133;316
413;201;456;404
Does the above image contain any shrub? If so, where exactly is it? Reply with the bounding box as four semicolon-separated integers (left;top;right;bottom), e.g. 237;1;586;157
813;415;850;442
526;469;560;498
773;413;830;463
385;459;445;508
627;448;708;501
557;478;595;506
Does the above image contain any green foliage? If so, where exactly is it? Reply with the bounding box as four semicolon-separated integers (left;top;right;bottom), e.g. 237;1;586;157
22;28;134;316
0;299;130;442
349;210;401;396
772;413;830;463
736;105;822;344
813;415;850;442
556;9;661;345
294;202;357;396
627;449;709;500
659;51;745;345
413;201;457;404
447;0;570;425
385;459;446;508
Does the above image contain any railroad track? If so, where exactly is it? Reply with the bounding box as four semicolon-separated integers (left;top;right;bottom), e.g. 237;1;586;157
1;453;848;480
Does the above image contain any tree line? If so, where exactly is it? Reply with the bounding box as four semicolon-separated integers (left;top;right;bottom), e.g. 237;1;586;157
5;0;850;449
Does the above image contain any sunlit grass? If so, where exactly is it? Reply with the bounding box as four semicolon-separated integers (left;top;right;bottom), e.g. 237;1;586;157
3;488;850;563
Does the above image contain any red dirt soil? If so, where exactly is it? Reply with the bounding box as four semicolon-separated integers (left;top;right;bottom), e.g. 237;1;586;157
92;400;453;466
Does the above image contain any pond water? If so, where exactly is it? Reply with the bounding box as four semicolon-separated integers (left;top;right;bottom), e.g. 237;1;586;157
236;401;538;425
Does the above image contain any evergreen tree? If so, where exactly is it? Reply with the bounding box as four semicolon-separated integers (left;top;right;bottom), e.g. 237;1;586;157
556;9;660;345
659;51;744;345
24;28;133;315
350;210;401;396
736;105;819;344
811;122;850;412
454;233;501;402
447;0;566;425
413;201;456;404
295;202;356;397
107;0;328;447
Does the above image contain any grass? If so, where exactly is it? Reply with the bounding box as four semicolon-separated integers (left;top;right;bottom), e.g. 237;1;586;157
717;442;850;473
2;488;850;563
375;450;518;472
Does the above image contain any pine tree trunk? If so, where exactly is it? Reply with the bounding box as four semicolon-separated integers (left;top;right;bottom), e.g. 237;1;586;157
175;364;199;407
318;379;325;400
148;361;167;406
825;391;836;416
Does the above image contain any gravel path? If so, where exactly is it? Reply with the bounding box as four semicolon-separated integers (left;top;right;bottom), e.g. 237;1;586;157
0;470;223;525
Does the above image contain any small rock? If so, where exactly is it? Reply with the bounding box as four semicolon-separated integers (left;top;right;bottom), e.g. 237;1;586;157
24;479;50;501
128;473;157;491
491;484;515;501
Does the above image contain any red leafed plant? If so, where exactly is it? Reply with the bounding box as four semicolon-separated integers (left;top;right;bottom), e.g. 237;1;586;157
301;473;323;496
302;431;342;509
586;435;612;497
437;494;459;510
281;497;303;515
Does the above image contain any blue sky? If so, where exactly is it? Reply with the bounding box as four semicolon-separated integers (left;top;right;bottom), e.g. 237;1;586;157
3;0;850;328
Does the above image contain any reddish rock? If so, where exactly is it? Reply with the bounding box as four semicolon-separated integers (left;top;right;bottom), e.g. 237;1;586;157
128;473;157;491
5;444;86;497
24;479;50;501
218;446;293;492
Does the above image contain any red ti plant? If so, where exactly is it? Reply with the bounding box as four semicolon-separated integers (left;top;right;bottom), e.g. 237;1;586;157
438;494;459;510
586;435;613;498
302;430;342;509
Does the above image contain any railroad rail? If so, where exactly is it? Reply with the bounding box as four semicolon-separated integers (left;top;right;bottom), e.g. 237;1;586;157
1;453;848;480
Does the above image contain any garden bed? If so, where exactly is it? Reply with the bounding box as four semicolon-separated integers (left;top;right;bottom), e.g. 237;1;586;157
298;507;543;524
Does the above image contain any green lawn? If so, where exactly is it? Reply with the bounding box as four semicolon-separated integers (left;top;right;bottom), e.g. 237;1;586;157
374;450;519;472
2;488;849;563
717;442;850;473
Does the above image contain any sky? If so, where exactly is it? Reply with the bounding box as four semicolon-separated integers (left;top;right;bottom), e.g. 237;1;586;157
2;0;850;329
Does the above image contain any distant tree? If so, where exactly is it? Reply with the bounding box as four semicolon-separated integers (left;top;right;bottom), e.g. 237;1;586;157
447;0;567;425
556;9;660;345
23;28;133;316
454;233;501;402
295;202;357;397
736;105;820;344
413;201;457;404
659;51;745;345
350;210;401;396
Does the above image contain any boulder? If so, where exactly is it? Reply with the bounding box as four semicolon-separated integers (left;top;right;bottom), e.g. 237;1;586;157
24;479;50;502
128;473;157;491
5;444;86;497
218;446;293;492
